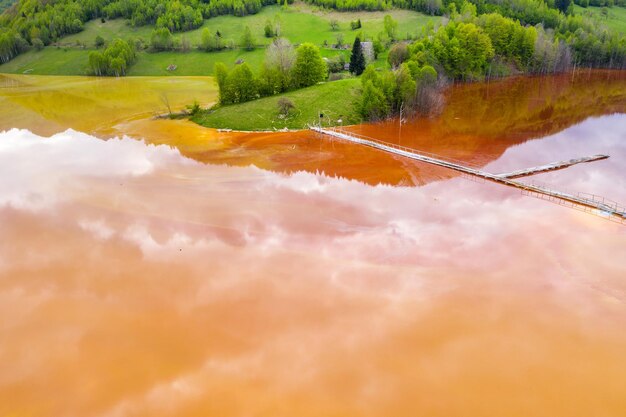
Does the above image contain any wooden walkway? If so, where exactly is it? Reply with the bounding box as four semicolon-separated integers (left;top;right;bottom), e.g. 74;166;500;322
311;127;625;223
496;155;608;179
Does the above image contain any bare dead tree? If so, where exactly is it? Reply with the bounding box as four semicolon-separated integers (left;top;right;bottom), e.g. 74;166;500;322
265;38;296;75
160;92;172;115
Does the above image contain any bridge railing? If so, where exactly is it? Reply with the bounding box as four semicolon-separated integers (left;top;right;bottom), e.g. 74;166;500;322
323;127;485;170
314;126;626;223
524;179;624;211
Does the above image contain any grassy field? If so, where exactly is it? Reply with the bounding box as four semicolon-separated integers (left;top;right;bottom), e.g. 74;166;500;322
129;50;264;76
128;47;349;76
61;4;440;48
574;5;626;33
0;47;353;76
0;48;91;75
0;4;439;76
192;78;362;131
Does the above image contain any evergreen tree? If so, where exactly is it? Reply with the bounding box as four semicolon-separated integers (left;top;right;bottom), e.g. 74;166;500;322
264;20;274;38
555;0;572;13
349;37;366;75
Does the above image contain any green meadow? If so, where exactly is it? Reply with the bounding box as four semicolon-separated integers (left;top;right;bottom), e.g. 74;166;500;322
573;5;626;33
0;4;440;76
192;78;362;131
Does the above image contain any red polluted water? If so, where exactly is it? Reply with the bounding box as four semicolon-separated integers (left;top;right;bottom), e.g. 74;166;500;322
0;71;625;417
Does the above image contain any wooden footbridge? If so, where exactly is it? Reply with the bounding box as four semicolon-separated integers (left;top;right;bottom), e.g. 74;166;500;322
311;126;626;224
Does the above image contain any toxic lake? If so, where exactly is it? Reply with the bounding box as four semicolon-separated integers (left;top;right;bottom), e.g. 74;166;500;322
0;70;625;416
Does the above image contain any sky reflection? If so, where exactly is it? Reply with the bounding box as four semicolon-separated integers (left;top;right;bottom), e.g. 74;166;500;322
1;120;625;417
0;72;625;417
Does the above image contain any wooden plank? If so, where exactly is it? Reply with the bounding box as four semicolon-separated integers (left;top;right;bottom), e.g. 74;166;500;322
496;155;609;179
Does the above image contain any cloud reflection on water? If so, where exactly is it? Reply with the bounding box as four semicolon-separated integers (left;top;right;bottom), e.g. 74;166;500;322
0;92;626;417
0;117;626;416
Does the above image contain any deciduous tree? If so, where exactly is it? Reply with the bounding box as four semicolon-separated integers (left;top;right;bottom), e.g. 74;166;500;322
240;26;255;51
383;15;398;40
291;43;327;88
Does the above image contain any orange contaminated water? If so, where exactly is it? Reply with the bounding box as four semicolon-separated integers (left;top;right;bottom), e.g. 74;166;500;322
0;71;625;417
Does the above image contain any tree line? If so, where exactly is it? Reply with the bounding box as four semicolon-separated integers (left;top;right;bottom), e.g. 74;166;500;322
88;37;135;75
403;2;625;81
359;63;439;121
303;0;625;68
574;0;625;6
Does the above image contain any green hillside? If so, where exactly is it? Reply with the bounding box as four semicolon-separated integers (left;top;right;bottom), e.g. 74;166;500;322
0;5;439;76
573;5;626;33
60;5;438;48
192;78;362;131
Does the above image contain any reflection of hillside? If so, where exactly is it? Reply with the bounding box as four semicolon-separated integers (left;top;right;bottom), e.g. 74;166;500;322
183;71;626;187
0;74;217;136
1;71;623;188
437;70;625;140
348;70;626;165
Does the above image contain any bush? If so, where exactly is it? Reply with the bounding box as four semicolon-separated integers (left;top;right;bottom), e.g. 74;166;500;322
327;54;346;73
151;28;175;51
383;15;398;40
335;33;344;48
388;43;409;68
264;20;274;38
360;80;389;120
218;62;259;104
373;39;385;58
329;72;347;81
240;26;255;50
187;101;201;115
95;35;105;48
200;28;223;51
32;38;44;51
277;97;295;115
